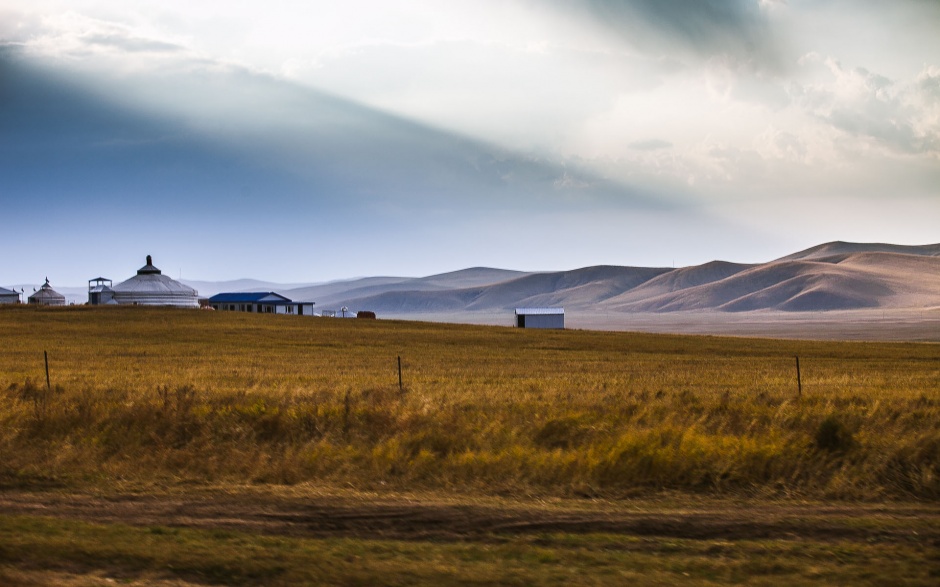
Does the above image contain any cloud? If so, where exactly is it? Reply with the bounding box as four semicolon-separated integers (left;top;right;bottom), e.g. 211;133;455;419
753;127;808;163
540;0;787;71
916;66;940;101
553;171;593;189
629;139;673;151
82;33;182;54
0;47;672;220
794;57;940;156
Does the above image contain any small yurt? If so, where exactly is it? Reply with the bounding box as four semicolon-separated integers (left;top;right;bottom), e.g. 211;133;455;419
28;278;66;306
112;255;199;307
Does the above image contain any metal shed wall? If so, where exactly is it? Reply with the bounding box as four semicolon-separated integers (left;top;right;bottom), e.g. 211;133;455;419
515;308;565;329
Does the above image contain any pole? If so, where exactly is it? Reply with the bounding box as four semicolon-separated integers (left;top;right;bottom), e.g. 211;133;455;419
795;356;802;397
343;390;351;439
398;356;403;392
44;350;51;391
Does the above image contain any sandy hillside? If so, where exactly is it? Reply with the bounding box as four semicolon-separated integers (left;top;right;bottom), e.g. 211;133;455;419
191;242;940;332
601;253;940;313
777;241;940;261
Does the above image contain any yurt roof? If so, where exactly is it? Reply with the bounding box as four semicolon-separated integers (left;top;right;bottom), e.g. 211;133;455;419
29;278;66;301
136;255;162;276
113;256;198;296
112;273;198;294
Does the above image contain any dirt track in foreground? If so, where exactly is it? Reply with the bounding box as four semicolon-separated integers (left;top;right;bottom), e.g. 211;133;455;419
1;490;938;545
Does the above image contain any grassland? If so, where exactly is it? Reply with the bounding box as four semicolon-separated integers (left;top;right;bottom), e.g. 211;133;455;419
0;305;938;585
2;498;937;586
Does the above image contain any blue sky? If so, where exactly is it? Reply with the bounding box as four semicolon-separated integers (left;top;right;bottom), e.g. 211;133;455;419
1;0;938;285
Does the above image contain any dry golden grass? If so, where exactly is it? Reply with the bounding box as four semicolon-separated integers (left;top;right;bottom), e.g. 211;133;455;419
1;305;937;498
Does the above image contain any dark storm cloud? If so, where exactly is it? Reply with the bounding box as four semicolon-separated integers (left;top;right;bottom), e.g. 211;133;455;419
0;48;327;219
547;0;785;70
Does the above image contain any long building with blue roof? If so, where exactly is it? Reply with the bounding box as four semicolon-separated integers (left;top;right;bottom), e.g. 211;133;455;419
207;292;315;315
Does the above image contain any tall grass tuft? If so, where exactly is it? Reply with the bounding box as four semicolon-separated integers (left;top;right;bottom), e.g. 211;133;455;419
815;414;854;452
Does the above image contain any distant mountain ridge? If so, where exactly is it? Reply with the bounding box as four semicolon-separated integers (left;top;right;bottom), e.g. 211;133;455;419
181;279;319;299
14;242;937;311
281;242;940;314
776;241;940;261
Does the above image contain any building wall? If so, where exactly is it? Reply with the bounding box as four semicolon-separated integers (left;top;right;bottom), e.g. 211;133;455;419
89;291;114;305
211;302;314;315
517;313;564;329
28;296;66;306
274;304;315;315
212;303;258;312
0;294;20;304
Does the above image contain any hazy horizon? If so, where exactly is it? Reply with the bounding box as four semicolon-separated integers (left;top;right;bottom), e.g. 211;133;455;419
2;1;938;284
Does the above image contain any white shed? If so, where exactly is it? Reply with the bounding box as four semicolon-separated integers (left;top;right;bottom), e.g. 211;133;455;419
515;307;565;329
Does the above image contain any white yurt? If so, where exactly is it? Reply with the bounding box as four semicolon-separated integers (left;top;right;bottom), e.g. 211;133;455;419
112;255;199;307
28;278;66;306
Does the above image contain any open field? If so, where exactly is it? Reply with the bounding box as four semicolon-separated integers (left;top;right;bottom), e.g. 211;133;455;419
384;308;940;341
574;309;940;342
1;305;938;584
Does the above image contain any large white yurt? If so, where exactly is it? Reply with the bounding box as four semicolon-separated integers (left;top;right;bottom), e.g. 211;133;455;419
112;255;199;307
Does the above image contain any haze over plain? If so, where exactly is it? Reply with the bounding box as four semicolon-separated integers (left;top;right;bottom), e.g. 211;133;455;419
1;1;938;284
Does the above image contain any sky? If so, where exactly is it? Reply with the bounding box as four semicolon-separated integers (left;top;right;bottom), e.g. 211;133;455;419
1;0;938;285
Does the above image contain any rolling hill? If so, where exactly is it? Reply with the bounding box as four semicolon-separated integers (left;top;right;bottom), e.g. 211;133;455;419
281;242;940;314
776;241;940;261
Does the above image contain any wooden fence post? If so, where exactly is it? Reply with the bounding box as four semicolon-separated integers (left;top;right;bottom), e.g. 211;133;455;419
44;350;51;391
795;356;802;398
343;389;351;439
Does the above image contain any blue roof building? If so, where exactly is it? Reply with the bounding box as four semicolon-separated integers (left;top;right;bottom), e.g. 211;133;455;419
207;292;315;315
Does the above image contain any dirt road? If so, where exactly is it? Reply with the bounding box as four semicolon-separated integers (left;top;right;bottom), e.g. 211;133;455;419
1;489;937;544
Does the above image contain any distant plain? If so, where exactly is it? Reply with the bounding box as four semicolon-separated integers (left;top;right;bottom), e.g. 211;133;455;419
388;308;940;342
